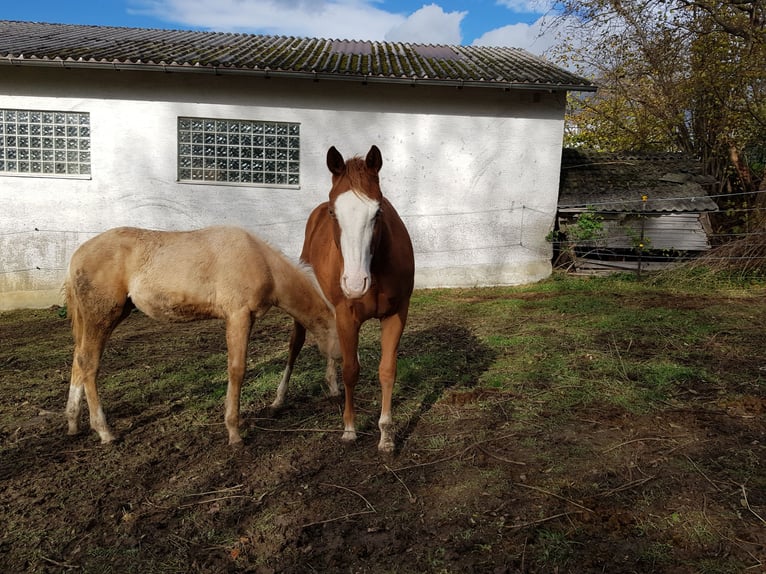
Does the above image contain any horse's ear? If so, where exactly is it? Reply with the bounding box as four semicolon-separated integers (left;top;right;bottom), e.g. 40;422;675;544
366;145;383;173
327;146;345;175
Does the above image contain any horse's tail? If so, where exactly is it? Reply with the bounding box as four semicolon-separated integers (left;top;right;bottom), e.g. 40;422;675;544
63;268;82;346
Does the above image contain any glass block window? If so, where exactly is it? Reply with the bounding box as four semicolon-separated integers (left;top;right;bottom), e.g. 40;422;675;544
0;109;91;177
178;117;300;186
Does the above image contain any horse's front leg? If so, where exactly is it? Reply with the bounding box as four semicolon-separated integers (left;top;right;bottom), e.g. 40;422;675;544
224;311;254;445
272;320;306;410
337;310;361;442
377;310;408;453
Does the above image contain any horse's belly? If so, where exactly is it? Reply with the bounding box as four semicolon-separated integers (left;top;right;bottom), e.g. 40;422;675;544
129;290;218;322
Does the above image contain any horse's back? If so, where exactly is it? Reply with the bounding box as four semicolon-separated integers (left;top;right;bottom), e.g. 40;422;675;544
68;226;274;321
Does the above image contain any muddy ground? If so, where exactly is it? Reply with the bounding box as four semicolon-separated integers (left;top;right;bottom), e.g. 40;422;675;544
1;282;764;573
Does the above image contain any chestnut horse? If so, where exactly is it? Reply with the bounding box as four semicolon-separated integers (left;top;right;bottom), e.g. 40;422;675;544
64;226;340;445
273;145;415;452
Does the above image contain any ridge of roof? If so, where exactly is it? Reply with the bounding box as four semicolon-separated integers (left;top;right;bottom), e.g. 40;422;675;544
0;20;596;91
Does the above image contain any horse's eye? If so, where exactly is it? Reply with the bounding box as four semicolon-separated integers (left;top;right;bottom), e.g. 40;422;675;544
328;208;336;219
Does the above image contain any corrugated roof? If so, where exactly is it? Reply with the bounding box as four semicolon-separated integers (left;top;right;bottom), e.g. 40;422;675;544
0;20;595;91
559;148;718;213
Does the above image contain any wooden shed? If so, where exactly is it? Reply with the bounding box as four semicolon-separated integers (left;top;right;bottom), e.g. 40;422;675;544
556;149;718;271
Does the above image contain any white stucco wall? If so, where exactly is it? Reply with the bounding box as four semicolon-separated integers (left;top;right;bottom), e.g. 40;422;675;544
0;66;566;309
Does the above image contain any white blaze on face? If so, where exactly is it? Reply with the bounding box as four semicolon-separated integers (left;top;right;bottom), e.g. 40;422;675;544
333;190;380;298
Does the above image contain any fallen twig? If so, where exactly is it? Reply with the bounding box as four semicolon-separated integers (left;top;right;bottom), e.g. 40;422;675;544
178;494;264;509
301;483;377;528
182;484;244;498
385;465;417;503
506;511;581;530
512;482;593;513
252;424;374;436
602;436;678;453
391;432;519;473
178;484;269;509
40;556;80;570
740;484;766;525
477;446;527;466
594;475;655;498
684;455;722;492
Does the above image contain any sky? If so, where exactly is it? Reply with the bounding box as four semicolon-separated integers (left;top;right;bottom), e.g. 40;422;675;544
1;0;567;56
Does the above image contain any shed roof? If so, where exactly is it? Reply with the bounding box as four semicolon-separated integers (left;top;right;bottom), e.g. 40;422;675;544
0;20;595;91
558;148;718;213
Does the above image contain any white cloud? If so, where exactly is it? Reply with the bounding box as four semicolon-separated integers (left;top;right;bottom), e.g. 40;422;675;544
472;16;557;55
385;4;467;44
129;0;406;40
495;0;554;14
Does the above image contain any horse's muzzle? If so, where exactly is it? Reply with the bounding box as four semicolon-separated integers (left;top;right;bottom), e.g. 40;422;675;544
341;274;370;299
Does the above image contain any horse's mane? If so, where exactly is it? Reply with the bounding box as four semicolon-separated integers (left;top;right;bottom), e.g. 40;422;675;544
344;156;381;200
297;259;335;313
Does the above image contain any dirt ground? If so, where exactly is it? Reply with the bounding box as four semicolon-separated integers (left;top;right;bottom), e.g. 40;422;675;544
1;284;765;573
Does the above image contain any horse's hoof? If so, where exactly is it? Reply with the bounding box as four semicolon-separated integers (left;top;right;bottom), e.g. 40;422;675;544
268;402;284;416
98;431;116;444
341;430;357;442
377;439;395;454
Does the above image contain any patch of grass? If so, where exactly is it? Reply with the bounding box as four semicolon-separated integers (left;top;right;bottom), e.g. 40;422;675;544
533;528;577;566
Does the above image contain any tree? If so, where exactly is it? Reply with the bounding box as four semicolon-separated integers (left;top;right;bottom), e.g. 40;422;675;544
553;0;766;221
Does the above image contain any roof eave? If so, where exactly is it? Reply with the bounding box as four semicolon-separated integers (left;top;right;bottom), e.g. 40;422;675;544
0;55;598;92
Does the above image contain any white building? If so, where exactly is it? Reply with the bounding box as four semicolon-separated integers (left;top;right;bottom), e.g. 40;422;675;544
0;21;595;309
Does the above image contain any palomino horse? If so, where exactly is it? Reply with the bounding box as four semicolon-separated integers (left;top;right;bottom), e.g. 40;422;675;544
272;145;415;452
65;226;340;445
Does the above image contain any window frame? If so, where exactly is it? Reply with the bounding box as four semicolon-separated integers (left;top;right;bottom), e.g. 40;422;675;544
0;108;91;179
177;117;301;188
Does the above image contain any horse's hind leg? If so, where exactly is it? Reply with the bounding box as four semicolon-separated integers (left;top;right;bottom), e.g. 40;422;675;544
272;321;306;409
325;356;339;397
67;327;115;443
66;294;131;443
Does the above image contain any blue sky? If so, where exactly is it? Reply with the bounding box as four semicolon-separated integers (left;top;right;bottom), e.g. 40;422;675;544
1;1;564;55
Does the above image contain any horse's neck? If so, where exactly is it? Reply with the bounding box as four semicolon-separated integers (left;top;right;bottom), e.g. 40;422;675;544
270;255;333;330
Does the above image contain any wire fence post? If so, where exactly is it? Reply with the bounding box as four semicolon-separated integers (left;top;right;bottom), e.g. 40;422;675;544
637;194;648;278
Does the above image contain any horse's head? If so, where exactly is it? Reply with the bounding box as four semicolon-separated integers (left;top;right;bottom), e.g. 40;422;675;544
326;145;384;299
